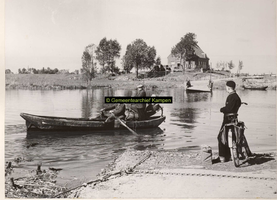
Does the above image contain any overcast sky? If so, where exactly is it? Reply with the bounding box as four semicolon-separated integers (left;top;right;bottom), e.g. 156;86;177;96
5;0;276;74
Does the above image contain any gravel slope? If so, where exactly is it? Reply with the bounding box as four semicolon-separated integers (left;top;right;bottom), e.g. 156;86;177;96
66;149;277;198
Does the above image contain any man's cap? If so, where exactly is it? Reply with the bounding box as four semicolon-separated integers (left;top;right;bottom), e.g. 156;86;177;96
137;84;144;88
226;80;236;89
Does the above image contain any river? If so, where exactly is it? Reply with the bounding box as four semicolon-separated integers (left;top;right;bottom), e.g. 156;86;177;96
5;88;276;187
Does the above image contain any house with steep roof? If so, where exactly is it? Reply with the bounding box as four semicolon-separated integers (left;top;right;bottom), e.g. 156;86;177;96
167;45;210;72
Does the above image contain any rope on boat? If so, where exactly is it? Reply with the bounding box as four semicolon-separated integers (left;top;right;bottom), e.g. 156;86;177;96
53;152;152;198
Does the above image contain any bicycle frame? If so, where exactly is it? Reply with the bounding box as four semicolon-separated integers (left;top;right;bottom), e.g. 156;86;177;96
224;112;252;167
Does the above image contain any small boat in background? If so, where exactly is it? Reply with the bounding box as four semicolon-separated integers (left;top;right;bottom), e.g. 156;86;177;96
185;80;213;93
20;113;166;132
186;86;212;93
242;85;268;90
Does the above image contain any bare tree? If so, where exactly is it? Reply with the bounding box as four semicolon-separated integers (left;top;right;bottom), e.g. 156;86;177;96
237;60;243;76
228;60;235;71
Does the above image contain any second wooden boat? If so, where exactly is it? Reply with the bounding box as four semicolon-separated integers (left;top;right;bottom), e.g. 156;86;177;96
185;80;213;93
242;85;268;90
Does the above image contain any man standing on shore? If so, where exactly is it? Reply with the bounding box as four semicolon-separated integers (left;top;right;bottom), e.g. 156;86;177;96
217;80;241;162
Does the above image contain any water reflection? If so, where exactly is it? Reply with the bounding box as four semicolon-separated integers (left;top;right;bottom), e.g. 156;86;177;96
22;127;166;176
186;92;212;102
168;91;213;130
26;127;164;139
81;90;93;118
173;88;185;103
171;107;196;124
81;89;110;118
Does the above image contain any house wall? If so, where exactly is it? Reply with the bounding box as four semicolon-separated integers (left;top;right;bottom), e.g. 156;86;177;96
168;55;209;71
167;55;180;68
197;58;210;70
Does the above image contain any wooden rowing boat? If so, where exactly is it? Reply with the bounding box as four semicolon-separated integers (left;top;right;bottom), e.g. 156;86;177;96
242;85;268;90
20;113;166;131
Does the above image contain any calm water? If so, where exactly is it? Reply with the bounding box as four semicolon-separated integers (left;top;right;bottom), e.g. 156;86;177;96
5;88;276;187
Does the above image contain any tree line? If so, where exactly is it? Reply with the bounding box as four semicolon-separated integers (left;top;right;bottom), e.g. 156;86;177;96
82;33;204;83
6;33;245;79
15;67;60;74
81;37;158;83
215;60;243;74
6;67;80;75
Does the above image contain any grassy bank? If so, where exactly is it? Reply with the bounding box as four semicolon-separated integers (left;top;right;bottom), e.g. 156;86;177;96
5;72;276;90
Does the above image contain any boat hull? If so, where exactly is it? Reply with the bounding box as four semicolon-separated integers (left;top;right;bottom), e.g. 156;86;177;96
186;87;212;93
20;113;166;131
243;86;268;90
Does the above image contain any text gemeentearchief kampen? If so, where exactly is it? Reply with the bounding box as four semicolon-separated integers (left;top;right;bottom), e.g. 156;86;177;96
104;97;173;104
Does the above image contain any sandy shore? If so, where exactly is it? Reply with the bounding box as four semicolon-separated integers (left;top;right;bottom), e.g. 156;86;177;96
65;150;277;199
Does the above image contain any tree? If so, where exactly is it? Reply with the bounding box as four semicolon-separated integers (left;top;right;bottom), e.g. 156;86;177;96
237;60;243;75
41;67;46;74
155;56;161;66
171;33;198;73
21;68;27;74
95;37;121;74
228;60;235;70
5;69;13;74
32;68;38;74
122;39;156;78
53;68;59;74
216;61;230;71
81;44;97;85
122;55;133;73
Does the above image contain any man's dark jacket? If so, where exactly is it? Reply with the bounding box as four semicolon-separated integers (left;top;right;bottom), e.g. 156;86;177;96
136;89;146;109
220;91;241;115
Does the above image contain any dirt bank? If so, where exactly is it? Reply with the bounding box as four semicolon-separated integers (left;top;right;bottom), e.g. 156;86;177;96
5;160;67;198
5;73;276;90
65;149;277;199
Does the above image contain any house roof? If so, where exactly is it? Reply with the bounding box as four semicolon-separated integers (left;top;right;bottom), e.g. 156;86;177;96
193;45;209;59
168;45;209;59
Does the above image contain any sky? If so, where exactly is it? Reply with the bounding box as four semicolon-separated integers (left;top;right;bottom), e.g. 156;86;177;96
4;0;277;74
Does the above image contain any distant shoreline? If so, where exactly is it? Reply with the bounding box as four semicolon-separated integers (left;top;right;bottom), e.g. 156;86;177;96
5;73;276;90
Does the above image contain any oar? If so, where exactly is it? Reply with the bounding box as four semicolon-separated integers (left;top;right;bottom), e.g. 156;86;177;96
111;113;138;136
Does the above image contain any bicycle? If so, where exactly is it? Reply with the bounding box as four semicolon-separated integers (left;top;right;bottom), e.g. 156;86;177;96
223;102;252;167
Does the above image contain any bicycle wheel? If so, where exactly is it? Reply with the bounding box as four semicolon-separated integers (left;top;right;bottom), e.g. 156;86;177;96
230;141;240;167
242;134;252;157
